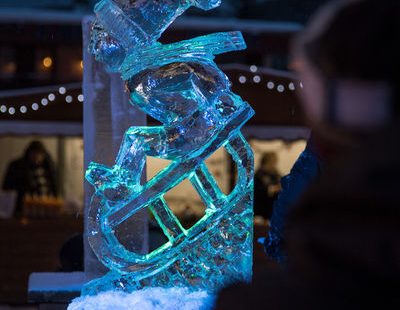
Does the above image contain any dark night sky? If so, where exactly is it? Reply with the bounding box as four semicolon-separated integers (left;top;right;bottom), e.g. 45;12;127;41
188;0;331;24
0;0;331;24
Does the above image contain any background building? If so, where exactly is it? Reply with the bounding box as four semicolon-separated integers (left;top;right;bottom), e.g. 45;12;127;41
0;0;327;306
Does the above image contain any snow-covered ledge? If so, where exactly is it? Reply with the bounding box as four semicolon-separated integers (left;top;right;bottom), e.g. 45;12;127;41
28;272;85;304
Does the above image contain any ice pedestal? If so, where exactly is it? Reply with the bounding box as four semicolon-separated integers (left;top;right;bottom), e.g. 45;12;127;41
82;16;148;282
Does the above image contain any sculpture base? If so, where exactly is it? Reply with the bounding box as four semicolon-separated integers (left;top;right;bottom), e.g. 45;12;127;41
82;190;253;295
69;287;214;310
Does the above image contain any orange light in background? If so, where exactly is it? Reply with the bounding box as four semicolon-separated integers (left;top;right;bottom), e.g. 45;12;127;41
42;57;53;68
73;60;84;76
1;62;16;74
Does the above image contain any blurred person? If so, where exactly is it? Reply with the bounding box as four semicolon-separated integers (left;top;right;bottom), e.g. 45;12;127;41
264;130;342;262
216;0;400;308
2;140;58;217
264;138;322;262
254;152;281;222
264;0;397;262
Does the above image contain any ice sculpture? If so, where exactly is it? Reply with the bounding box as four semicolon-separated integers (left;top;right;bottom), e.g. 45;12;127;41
84;0;254;295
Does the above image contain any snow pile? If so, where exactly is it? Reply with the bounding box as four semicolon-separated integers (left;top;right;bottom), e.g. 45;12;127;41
68;287;215;310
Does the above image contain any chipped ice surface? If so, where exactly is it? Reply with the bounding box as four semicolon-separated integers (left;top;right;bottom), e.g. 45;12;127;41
69;287;215;310
84;0;254;295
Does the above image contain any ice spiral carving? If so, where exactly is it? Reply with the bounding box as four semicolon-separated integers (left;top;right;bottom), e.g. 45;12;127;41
84;0;255;295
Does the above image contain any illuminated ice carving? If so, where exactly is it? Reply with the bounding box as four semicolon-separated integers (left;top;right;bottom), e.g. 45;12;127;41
84;0;254;295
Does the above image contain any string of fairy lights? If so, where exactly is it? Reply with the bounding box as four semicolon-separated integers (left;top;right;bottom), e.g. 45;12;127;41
0;86;84;116
0;53;84;116
0;64;300;117
237;65;303;93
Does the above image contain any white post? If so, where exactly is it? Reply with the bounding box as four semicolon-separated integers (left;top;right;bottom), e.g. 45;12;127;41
82;16;148;281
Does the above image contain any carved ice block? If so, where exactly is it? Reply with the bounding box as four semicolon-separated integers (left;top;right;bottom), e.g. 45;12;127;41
83;0;254;295
82;16;148;281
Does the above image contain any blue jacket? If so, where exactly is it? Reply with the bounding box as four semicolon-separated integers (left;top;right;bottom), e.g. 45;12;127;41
264;142;321;262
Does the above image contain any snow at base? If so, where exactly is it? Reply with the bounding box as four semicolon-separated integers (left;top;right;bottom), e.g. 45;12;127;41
68;287;215;310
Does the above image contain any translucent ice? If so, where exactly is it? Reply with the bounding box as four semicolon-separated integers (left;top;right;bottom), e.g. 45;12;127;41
85;0;254;295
